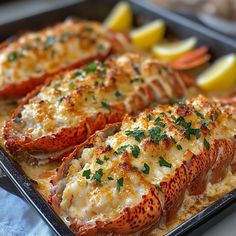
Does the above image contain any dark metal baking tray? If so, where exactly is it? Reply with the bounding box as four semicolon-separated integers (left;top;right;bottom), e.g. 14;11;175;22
0;0;236;235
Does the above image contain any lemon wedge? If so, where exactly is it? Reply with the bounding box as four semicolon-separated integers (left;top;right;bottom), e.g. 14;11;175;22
104;1;132;32
197;54;236;91
153;37;197;62
130;20;165;49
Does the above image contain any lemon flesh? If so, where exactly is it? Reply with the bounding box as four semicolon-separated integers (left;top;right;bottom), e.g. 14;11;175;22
197;54;236;91
104;1;132;32
130;20;165;49
152;37;197;62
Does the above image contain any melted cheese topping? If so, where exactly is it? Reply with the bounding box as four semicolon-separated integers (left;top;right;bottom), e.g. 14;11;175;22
14;53;185;139
59;96;236;224
0;19;111;87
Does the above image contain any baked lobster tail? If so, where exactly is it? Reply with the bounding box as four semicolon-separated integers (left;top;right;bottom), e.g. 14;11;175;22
4;53;195;164
50;95;235;235
0;19;127;99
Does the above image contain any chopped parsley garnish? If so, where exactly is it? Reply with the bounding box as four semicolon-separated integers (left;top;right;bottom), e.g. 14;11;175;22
96;158;104;165
159;156;172;168
114;90;123;98
141;163;150;174
101;101;111;110
132;166;139;171
82;169;91;179
117;177;124;192
131;145;140;158
115;145;129;155
203;138;210;150
107;176;114;181
148;127;167;144
104;156;109;161
175;116;200;140
84;62;97;74
170;136;177;144
92;168;103;184
195;111;204;119
176;144;182;150
147;114;153;121
74;70;82;77
98;70;106;78
155;117;165;128
53;83;60;89
125;129;145;142
7;51;22;62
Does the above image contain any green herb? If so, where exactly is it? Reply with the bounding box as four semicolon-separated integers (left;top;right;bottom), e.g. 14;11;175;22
117;177;124;192
74;70;82;77
141;163;150;174
171;115;177;121
101;101;111;110
104;156;109;161
132;166;138;171
115;90;123;98
96;158;104;165
82;169;91;179
7;51;22;62
203;138;210;150
115;145;129;155
159;156;172;168
170;136;177;144
147;114;153;121
92;168;103;184
125;130;145;142
176;144;182;150
107;176;114;181
155;117;165;128
195;111;204;119
148;127;167;143
131;145;140;158
53;83;60;89
84;62;97;74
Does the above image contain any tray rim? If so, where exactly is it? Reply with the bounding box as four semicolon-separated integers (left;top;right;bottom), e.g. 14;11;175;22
0;0;235;235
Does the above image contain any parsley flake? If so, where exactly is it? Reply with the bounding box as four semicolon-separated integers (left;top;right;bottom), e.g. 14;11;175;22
114;90;123;98
104;156;109;161
176;144;182;150
125;130;145;142
147;114;153;121
7;51;22;62
92;169;103;184
159;156;172;168
131;145;140;158
155;117;165;128
96;158;104;165
195;111;204;119
115;145;129;155
203;138;210;150
101;101;111;110
82;169;91;179
117;177;124;192
141;163;150;174
107;177;114;181
84;62;97;74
